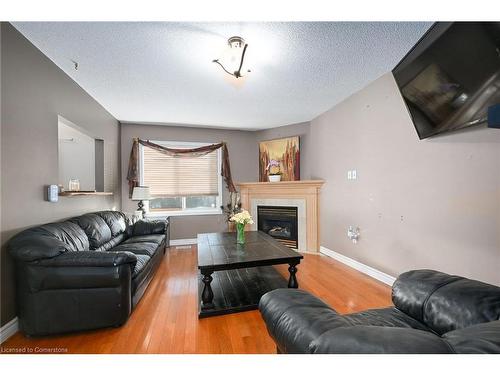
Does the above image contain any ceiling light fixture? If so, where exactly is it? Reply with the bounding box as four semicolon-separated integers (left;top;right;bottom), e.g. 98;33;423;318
212;36;250;79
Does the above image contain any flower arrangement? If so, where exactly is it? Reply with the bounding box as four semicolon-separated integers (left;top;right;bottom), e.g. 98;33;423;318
266;159;281;175
229;209;253;244
229;209;254;225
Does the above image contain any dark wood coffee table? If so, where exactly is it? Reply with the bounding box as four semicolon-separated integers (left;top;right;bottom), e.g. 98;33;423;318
197;231;303;318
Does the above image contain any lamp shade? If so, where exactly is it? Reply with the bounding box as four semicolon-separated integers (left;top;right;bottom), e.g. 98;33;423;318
131;186;151;201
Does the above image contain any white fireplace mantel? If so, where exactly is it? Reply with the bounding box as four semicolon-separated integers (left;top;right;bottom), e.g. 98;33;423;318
236;180;324;252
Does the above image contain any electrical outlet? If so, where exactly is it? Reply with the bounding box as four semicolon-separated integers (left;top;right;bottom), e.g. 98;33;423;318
347;226;360;243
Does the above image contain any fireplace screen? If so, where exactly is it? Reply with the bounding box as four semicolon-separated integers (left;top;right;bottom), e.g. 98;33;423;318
257;206;298;249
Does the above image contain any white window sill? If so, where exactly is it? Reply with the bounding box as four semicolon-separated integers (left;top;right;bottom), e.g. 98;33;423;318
145;209;222;218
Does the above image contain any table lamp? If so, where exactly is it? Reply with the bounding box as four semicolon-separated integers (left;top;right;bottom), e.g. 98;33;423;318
131;186;151;217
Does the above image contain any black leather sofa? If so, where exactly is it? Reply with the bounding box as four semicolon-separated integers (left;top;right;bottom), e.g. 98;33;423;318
259;269;500;353
8;211;169;336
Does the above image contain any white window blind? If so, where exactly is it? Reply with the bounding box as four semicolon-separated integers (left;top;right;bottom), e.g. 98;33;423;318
142;145;219;197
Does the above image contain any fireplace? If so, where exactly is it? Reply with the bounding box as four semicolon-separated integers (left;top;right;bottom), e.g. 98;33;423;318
239;181;324;252
257;206;298;249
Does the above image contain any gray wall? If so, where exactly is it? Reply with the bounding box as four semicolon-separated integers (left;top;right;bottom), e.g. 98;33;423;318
1;23;121;325
310;73;500;285
120;123;258;239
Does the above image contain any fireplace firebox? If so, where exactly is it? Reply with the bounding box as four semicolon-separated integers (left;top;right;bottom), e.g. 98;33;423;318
257;206;298;249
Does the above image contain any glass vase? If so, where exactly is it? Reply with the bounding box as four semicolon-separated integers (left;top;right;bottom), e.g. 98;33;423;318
236;223;245;245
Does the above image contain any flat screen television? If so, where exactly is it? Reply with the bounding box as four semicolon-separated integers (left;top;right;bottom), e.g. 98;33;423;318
393;22;500;139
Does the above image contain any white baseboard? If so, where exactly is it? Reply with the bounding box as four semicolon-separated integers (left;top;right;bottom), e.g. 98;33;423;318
319;246;396;286
0;317;19;343
169;238;198;246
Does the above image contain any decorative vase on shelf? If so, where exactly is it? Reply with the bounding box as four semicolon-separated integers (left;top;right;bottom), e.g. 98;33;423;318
236;223;245;245
268;174;281;182
69;178;80;191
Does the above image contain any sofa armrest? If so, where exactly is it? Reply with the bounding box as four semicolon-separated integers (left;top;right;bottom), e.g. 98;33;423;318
8;235;70;262
309;326;454;354
36;250;137;268
131;219;167;236
26;251;137;291
259;288;349;353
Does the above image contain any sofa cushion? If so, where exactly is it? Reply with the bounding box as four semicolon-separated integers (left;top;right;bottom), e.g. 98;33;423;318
39;221;90;252
443;320;500;354
111;242;159;257
96;211;128;237
124;234;164;246
132;220;166;236
131;254;153;296
132;254;150;278
95;233;127;252
71;214;112;249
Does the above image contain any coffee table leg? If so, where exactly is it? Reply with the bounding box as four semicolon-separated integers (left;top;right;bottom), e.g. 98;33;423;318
287;261;299;288
201;270;215;309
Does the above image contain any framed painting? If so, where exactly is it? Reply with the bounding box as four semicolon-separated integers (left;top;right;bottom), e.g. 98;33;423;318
259;136;300;182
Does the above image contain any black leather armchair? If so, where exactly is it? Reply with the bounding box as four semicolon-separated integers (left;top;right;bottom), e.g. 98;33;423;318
8;211;169;336
259;269;500;353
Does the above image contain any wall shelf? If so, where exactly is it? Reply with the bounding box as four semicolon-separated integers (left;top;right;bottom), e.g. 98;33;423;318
59;191;114;197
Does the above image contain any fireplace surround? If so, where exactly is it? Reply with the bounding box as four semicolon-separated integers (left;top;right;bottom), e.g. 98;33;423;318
237;180;324;252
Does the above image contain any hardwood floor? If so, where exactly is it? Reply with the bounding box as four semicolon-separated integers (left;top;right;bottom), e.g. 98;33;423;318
1;245;392;354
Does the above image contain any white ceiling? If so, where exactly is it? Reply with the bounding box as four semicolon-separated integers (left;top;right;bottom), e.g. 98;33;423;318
13;22;432;130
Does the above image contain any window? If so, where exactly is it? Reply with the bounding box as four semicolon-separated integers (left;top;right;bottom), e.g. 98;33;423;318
140;141;222;216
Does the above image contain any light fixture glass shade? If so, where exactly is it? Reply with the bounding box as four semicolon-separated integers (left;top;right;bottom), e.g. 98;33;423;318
213;36;250;81
132;186;151;201
226;37;245;72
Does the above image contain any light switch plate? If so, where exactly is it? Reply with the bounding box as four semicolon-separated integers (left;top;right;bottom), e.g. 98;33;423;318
352;170;357;179
347;170;352;180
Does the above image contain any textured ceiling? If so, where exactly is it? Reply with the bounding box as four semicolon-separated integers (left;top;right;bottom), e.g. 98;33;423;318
13;22;432;130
